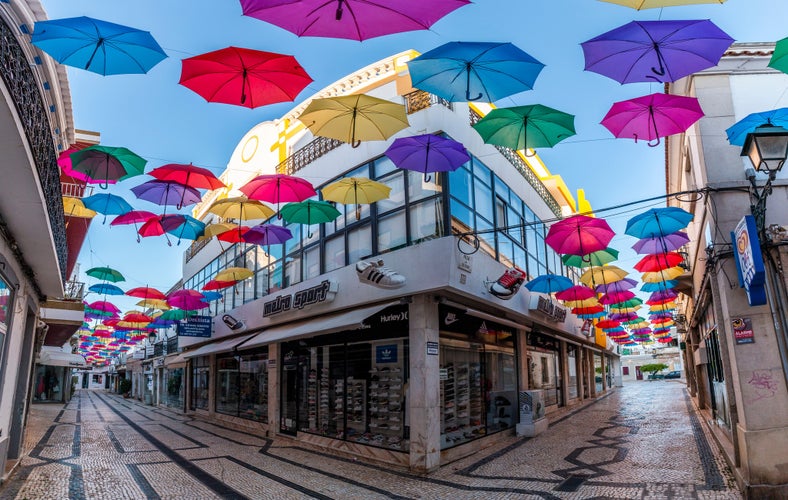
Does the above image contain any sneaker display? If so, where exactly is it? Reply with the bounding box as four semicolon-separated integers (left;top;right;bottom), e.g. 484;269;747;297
356;259;406;289
489;267;527;299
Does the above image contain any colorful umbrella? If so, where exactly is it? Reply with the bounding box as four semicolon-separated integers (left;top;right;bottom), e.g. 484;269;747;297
135;299;170;310
579;265;629;287
632;232;690;254
202;222;241;240
383;134;469;182
581;20;733;84
297;95;409;148
31;16;166;75
561;248;619;268
88;283;124;296
215;267;254;282
472;104;575;153
599;0;726;8
598;290;636;305
641;267;685;283
280;200;342;237
554;285;596;301
202;279;237;291
167;295;209;311
640;280;678;292
208;197;276;222
725;108;788;146
87;300;121;314
595;319;621;329
163;214;206;243
408;41;544;102
148;163;225;191
240;174;317;210
131;180;202;212
110;210;156;227
70;145;147;188
322;177;391;220
179;47;313;108
563;298;600;308
545;215;615;257
524;274;573;293
572;305;605;315
240;0;470;41
126;286;166;301
243;224;294;246
158;309;196;321
601;93;704;147
769;37;788;75
634;252;684;273
626;207;694;239
86;267;125;283
202;291;223;301
58;144;97;183
63;197;97;218
595;278;638;294
81;193;133;219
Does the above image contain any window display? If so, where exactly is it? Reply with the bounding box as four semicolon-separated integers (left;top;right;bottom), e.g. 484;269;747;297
164;368;184;409
567;344;578;400
216;349;269;422
191;356;209;410
527;332;562;407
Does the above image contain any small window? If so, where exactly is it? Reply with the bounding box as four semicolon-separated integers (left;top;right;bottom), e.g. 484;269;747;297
622;366;630;376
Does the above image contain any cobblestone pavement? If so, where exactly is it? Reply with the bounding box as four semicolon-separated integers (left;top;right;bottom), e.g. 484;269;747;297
0;381;740;499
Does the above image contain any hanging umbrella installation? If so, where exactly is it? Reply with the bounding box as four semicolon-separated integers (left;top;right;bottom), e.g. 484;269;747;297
579;265;629;287
63;197;97;219
59;144;101;183
322;177;391;220
472;104;575;155
280;200;341;237
243;224;294;247
632;231;690;254
70;145;147;188
554;285;596;301
88;283;124;296
625;207;694;239
179;47;313;108
240;175;317;213
595;277;638;294
208;197;276;222
598;0;726;9
545;215;615;257
562;248;619;268
601;93;704;147
31;16;167;75
110;210;157;242
148;163;226;209
383;134;469;182
633;252;685;272
726;108;788;146
581;19;733;84
86;266;125;283
81;193;133;223
131;180;202;213
214;267;254;283
408;41;544;102
524;274;573;294
297;95;409;148
240;0;470;41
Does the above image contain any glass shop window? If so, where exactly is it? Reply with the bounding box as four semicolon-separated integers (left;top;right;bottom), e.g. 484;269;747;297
191;356;210;410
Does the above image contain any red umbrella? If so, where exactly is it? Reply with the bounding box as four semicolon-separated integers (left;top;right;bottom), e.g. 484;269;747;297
545;215;615;257
126;286;166;301
202;279;237;291
595;319;621;329
633;252;684;272
572;305;605;315
179;46;313;109
148;163;225;190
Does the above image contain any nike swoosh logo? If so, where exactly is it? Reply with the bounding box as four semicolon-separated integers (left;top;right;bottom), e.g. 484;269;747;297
444;317;459;325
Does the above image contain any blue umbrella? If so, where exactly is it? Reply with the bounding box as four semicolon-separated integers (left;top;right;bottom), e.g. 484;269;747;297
640;280;678;292
524;274;573;293
201;291;223;302
407;41;544;102
82;193;133;223
625;207;693;239
726;108;788;146
576;311;607;319
88;283;125;296
163;214;205;244
31;16;167;75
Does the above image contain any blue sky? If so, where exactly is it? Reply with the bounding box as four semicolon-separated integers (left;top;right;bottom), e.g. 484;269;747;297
40;0;788;309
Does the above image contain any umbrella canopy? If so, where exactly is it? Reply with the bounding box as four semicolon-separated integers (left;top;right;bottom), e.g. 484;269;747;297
595;319;621;329
555;285;596;301
158;309;196;321
110;210;156;226
135;298;170;310
601;93;704;146
126;286;166;301
240;174;317;206
208;196;276;221
81;193;132;218
769;37;788;75
163;214;206;242
179;46;313;108
88;283;124;296
472;104;575;153
599;290;636;305
297;95;409;147
202;222;241;240
595;277;638;294
642;267;685;283
562;248;619;268
31;16;166;75
87;300;121;314
641;280;678;292
59;144;98;183
86;266;125;283
383;134;469;181
545;215;615;256
626;207;694;239
632;231;690;254
131;180;202;211
580;265;629;287
525;274;573;294
167;295;209;311
240;0;470;41
148;163;225;191
408;41;544;102
725;108;788;146
280;200;342;235
243;224;294;246
63;197;97;218
202;279;237;291
215;267;254;282
572;305;605;315
634;252;685;272
202;291;223;301
70;145;147;187
563;298;600;308
599;0;726;8
322;177;390;219
581;19;733;84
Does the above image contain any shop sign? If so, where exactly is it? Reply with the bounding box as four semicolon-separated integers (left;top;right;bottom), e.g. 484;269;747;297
732;317;755;345
732;215;766;306
376;344;398;363
532;296;567;323
267;359;276;370
263;280;338;317
426;341;439;356
439;368;448;380
178;315;212;337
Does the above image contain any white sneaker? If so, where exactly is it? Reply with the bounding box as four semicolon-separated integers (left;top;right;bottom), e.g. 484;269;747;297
356;259;406;289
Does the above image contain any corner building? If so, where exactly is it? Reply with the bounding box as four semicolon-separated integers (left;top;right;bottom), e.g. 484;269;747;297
177;51;619;472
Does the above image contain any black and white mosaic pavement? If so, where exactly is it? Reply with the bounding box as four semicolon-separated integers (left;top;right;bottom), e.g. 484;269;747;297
0;382;740;499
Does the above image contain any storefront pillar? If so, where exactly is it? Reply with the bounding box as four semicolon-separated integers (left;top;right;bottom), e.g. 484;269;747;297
575;347;585;400
587;349;596;398
268;343;279;436
408;295;440;473
517;329;530;393
559;341;570;406
208;354;216;414
600;355;607;392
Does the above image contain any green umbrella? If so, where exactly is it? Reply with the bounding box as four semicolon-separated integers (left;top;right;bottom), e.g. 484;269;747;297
86;266;125;283
70;145;147;188
158;309;196;321
280;200;341;237
612;298;644;309
472;104;576;155
769;37;788;74
561;247;619;268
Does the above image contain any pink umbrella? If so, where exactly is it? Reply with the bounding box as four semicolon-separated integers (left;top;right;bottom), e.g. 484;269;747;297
59;144;117;184
601;93;704;147
555;285;596;301
545;215;615;257
239;174;316;215
87;301;120;314
167;289;209;310
599;290;636;305
110;210;157;242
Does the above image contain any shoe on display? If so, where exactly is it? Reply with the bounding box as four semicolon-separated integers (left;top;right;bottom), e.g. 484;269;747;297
489;267;527;299
356;259;406;289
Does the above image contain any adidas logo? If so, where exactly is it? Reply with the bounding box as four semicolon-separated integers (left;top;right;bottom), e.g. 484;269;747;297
356;259;406;289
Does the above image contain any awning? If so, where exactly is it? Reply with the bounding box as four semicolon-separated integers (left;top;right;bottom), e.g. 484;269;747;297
464;307;524;331
240;302;399;351
164;352;189;368
182;332;257;359
38;351;87;368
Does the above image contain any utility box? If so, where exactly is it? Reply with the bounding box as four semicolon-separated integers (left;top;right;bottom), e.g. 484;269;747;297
516;390;547;437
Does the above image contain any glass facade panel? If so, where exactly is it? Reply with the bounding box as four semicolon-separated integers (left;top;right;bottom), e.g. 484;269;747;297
216;349;269;422
165;368;184;409
567;345;578;400
449;166;472;207
324;235;345;272
408;170;442;202
191;356;209;410
347;224;372;263
0;274;11;365
216;356;239;415
527;332;562;408
376;171;405;214
409;199;443;244
377;211;407;254
304;245;321;280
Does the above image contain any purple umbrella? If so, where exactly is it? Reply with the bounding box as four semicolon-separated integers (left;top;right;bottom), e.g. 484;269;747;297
649;290;678;302
131;180;202;212
243;224;293;246
609;312;639;322
581;20;733;84
601;93;704;147
384;134;470;182
594;277;638;294
632;231;690;254
240;0;470;41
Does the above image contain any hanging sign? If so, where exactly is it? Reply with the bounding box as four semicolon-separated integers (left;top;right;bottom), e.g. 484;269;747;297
732;318;755;345
732;215;766;306
177;315;212;338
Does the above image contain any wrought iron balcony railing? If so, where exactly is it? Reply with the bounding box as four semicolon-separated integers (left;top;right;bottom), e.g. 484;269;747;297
64;280;85;301
404;90;452;114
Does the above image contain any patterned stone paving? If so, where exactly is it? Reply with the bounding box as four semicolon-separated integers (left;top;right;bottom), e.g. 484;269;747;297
0;381;740;499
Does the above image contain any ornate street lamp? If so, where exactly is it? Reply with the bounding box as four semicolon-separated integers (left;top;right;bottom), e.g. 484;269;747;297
742;125;788;178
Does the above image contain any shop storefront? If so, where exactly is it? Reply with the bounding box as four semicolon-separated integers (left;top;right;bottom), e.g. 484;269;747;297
526;331;562;408
34;349;86;403
191;355;210;411
566;343;579;401
163;353;188;410
215;348;268;422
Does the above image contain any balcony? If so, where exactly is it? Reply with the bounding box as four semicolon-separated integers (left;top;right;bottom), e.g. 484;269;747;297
403;90;452;114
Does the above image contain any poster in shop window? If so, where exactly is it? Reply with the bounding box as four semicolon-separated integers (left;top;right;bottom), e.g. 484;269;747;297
376;344;397;364
732;317;754;345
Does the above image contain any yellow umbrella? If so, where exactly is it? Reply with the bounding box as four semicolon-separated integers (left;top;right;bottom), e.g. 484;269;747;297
200;222;240;240
562;298;600;308
579;265;629;287
322;177;391;220
136;298;170;310
63;196;97;218
599;0;725;9
608;306;641;314
297;95;409;148
208;196;275;221
641;266;684;282
650;302;677;311
215;267;253;282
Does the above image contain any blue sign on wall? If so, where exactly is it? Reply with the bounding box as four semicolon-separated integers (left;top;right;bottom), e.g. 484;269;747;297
376;344;397;364
177;315;212;337
732;215;766;306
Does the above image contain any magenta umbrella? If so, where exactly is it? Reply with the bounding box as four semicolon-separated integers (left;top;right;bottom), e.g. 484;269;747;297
87;300;121;314
240;174;316;215
599;290;636;305
601;93;704;147
167;289;209;310
545;215;615;257
554;285;596;301
240;0;470;41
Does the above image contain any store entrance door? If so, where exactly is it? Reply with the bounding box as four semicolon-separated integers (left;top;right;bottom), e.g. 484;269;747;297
279;345;305;436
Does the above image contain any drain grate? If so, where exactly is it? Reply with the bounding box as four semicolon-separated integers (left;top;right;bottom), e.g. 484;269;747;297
554;474;589;492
